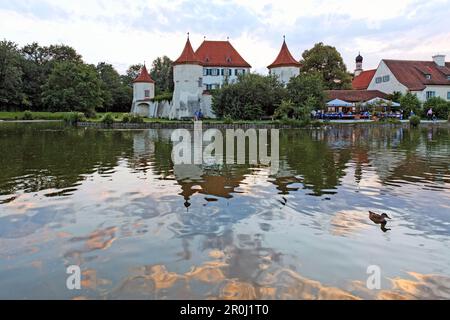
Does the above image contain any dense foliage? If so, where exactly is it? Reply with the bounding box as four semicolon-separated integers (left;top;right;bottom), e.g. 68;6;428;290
300;42;352;90
212;73;286;120
423;97;449;119
0;40;173;114
399;92;422;116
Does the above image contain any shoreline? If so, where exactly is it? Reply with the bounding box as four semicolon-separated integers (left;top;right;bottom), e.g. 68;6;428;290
74;120;449;129
1;119;448;128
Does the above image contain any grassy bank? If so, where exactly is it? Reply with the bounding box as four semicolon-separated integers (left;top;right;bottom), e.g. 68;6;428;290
0;111;126;121
0;111;71;120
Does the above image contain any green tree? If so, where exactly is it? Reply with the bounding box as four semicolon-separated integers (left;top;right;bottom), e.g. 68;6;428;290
122;64;143;88
423;97;449;119
45;44;83;64
286;73;325;110
19;42;84;111
300;42;352;90
150;56;174;94
274;99;298;119
42;61;103;115
20;43;49;111
400;92;422;117
96;62;132;112
388;91;403;103
212;73;286;120
0;40;25;110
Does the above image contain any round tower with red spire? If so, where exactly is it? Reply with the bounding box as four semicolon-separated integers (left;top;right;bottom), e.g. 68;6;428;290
268;36;301;85
172;33;204;119
131;64;155;115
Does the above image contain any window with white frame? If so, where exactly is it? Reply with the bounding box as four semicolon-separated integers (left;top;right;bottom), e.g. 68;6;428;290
426;91;436;100
144;90;150;98
382;75;390;82
375;77;382;84
447;92;450;100
425;74;431;80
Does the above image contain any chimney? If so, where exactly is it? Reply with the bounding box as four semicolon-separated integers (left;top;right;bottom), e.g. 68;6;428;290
432;54;446;67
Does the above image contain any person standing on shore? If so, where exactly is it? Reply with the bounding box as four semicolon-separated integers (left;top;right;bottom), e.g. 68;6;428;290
427;108;433;120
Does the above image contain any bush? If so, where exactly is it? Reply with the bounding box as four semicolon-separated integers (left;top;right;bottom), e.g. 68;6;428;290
423;97;449;119
85;109;97;119
212;73;286;120
152;92;173;102
23;110;33;120
63;112;86;125
409;115;421;127
380;117;401;124
400;92;422;116
101;113;115;125
122;113;130;123
129;114;144;123
223;115;233;124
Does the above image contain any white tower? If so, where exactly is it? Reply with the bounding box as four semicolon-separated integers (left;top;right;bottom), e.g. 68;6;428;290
171;34;204;119
131;65;155;116
268;36;301;86
355;53;363;77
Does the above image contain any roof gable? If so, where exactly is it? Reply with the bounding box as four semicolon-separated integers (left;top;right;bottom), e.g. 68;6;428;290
326;90;389;103
352;69;376;90
383;60;450;91
173;38;202;66
133;65;155;83
268;40;301;69
195;40;251;68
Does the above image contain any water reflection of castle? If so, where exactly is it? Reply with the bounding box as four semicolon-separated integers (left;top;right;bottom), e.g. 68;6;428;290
130;126;449;202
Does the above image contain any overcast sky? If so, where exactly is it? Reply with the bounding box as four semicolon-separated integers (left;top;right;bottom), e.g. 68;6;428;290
1;0;449;74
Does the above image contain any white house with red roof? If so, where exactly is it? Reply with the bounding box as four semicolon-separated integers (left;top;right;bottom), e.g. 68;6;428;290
353;53;450;102
367;55;450;102
268;37;301;85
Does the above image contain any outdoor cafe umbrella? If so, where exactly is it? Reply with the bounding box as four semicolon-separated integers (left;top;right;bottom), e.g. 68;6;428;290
362;98;400;108
326;99;354;107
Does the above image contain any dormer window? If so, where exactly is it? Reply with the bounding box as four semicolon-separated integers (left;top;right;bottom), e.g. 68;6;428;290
425;74;431;80
226;57;232;63
205;57;210;62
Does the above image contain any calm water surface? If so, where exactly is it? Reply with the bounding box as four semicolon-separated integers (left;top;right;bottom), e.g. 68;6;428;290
0;123;449;299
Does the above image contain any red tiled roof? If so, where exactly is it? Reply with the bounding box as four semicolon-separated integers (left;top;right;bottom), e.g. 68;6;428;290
383;60;450;91
173;38;202;66
352;69;376;90
133;65;155;83
326;90;389;103
268;39;301;69
195;40;251;68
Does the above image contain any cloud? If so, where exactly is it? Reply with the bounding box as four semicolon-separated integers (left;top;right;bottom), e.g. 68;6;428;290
0;0;449;74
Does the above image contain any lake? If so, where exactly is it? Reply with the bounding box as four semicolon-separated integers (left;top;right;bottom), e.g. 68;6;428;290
0;122;449;299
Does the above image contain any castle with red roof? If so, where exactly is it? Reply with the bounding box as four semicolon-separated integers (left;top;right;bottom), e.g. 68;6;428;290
131;34;302;119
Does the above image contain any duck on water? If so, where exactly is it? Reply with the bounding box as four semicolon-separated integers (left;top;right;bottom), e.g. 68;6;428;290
369;211;392;232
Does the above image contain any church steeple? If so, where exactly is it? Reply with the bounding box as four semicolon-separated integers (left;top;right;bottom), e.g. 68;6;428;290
355;52;363;76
